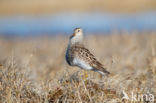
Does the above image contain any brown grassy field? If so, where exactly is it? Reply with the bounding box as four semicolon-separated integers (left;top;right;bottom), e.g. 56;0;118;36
0;32;156;103
0;0;156;14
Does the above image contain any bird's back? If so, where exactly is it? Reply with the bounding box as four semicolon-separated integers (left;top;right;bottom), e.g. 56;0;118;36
68;45;109;74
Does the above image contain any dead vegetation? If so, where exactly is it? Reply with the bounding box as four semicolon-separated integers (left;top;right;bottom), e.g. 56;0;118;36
0;0;156;14
0;32;156;103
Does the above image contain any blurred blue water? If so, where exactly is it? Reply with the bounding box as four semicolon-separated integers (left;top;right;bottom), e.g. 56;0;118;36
0;11;156;35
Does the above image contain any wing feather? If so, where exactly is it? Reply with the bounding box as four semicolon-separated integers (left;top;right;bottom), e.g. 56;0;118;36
71;45;110;74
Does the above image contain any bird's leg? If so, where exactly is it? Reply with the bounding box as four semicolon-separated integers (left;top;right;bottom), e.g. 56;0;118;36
69;69;81;83
71;70;89;81
71;69;80;77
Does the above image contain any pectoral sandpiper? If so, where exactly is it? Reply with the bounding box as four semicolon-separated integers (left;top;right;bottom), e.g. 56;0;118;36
65;28;110;76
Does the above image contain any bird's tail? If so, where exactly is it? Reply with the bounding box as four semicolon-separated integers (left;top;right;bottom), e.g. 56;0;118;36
94;67;110;76
102;68;110;74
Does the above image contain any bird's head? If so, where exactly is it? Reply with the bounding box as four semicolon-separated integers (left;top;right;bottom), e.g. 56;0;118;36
69;28;83;45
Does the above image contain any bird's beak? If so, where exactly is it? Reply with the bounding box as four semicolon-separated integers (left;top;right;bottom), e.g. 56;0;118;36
70;33;76;39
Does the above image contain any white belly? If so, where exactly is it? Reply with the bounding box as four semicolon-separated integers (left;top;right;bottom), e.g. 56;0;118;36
73;58;93;70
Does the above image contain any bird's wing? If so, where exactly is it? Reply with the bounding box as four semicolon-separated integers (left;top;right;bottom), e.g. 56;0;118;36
71;45;109;74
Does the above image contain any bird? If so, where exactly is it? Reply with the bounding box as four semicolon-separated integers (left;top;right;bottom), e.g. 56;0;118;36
65;28;110;76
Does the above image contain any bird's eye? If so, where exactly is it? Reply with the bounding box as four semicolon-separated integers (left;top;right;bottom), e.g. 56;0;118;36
77;30;80;32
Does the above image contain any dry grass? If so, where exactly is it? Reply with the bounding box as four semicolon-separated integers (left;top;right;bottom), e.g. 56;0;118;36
0;32;156;103
0;0;156;14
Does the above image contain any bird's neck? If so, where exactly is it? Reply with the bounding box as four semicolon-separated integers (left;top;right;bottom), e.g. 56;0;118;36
69;39;83;47
68;41;83;48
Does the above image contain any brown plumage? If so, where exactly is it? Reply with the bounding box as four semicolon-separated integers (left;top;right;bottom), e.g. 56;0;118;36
71;45;110;75
65;28;110;76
